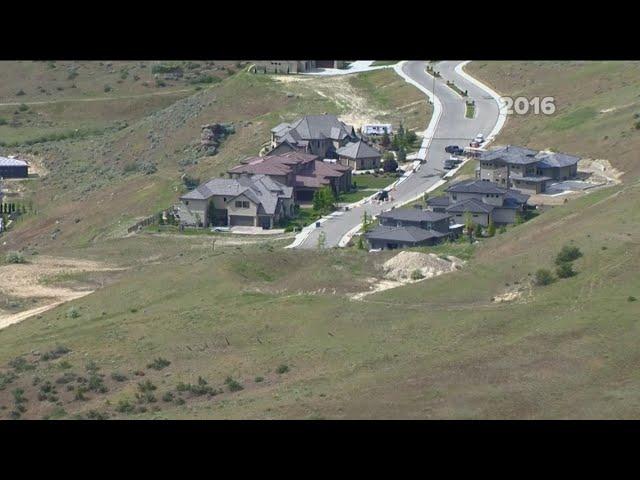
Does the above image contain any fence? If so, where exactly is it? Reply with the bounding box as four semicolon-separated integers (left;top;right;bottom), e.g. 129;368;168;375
127;215;157;234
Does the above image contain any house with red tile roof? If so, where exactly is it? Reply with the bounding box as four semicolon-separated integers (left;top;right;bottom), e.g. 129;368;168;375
228;151;351;202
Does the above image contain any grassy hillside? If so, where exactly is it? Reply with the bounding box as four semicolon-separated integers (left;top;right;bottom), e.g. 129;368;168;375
466;61;640;178
2;61;638;419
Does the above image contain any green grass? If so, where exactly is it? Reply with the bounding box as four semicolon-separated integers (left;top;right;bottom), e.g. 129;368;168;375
353;174;397;190
371;61;399;66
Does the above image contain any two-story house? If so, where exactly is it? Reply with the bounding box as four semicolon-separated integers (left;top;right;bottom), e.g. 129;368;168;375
477;145;580;194
228;151;352;202
177;174;294;229
427;179;530;226
270;114;358;159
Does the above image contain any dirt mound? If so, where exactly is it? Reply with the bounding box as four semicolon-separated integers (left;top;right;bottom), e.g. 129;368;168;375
382;251;462;281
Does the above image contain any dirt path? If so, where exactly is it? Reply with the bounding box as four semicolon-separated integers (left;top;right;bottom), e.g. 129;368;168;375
0;88;194;108
0;255;124;331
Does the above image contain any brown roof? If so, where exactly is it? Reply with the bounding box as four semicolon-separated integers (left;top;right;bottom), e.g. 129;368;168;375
228;151;319;176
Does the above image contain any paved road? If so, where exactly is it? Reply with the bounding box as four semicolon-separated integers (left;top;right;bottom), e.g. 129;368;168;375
296;60;500;249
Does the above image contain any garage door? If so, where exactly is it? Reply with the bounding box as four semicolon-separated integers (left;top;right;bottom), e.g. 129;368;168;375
229;215;254;227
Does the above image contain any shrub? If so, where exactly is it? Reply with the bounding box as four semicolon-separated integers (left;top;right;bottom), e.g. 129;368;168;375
555;245;583;265
85;410;109;420
41;345;71;361
162;392;175;402
0;371;18;390
18;103;29;112
147;357;171;371
556;262;576;279
275;364;289;375
534;269;555;286
5;251;26;264
9;356;34;373
116;399;135;414
67;307;80;319
88;374;108;393
103;84;112;93
498;226;507;234
383;157;399;173
137;379;157;393
110;372;128;382
410;269;425;280
74;386;89;401
628;296;637;302
254;376;264;383
225;376;244;392
0;117;7;125
16;89;25;96
55;372;77;385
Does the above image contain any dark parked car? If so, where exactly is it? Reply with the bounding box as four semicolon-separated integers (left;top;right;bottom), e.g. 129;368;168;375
445;145;464;155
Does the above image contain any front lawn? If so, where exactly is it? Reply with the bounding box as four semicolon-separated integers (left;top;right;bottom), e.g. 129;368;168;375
352;173;397;190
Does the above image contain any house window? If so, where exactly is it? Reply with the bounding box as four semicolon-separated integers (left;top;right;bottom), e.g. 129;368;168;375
235;201;250;209
473;214;478;218
243;201;250;208
452;194;457;200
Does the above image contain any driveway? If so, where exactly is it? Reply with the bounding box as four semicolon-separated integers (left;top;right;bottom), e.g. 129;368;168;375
293;60;501;249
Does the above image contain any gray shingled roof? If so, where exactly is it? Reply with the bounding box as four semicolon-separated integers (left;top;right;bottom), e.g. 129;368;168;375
536;151;580;168
446;198;495;214
276;114;355;143
336;140;381;159
0;156;28;167
480;145;539;165
447;179;508;195
365;225;447;243
426;195;450;207
380;208;451;223
180;175;292;215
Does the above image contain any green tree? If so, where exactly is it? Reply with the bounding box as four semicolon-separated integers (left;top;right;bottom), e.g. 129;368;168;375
380;131;390;148
396;147;407;163
475;223;483;238
463;211;474;244
487;220;496;237
313;186;335;214
357;234;365;250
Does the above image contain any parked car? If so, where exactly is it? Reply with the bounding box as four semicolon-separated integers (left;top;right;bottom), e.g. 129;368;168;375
443;159;457;170
469;140;481;148
473;133;485;144
445;145;463;155
448;155;462;164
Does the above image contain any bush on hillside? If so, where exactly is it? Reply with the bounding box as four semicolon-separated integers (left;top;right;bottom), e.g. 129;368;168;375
555;245;583;265
5;251;26;264
534;269;555;286
556;262;577;278
410;269;425;280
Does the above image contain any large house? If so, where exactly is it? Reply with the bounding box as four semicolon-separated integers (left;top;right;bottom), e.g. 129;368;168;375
270;114;358;159
477;145;580;194
365;208;460;250
427;179;530;226
0;156;29;179
177;174;294;229
253;61;346;74
228;150;352;202
336;140;382;171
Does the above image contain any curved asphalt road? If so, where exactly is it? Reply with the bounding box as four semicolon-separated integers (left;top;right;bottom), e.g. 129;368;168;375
296;60;500;249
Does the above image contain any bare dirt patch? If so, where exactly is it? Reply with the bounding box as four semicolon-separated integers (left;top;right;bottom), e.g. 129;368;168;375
351;251;463;300
271;75;388;130
0;255;124;330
